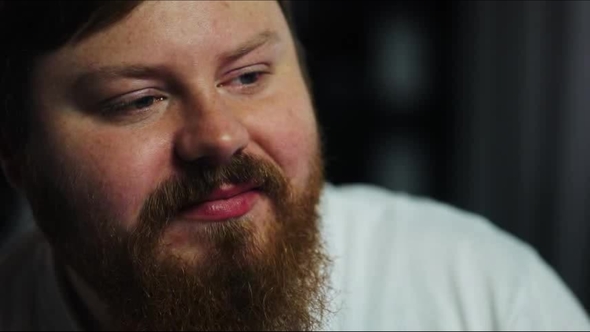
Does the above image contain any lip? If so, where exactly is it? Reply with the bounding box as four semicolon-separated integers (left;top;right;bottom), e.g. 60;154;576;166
178;183;261;222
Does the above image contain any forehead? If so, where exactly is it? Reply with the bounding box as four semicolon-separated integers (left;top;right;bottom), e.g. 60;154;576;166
52;1;288;71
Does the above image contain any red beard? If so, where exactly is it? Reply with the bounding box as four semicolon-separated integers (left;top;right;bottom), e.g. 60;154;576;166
26;152;333;331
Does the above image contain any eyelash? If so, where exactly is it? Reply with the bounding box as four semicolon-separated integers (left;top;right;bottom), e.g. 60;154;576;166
98;69;269;116
100;95;168;115
219;69;269;93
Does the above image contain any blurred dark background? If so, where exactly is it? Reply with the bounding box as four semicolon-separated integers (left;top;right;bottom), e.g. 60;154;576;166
289;0;590;310
2;0;590;311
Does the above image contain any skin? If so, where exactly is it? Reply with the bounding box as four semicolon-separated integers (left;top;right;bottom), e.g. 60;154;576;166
17;1;319;259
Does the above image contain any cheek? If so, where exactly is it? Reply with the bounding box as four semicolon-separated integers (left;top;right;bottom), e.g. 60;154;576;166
42;125;172;230
246;99;319;189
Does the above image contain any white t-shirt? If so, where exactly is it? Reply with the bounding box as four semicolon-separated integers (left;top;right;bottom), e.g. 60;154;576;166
1;183;589;330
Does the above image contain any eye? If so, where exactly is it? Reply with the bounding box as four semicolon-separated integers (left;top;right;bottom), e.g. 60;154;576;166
217;65;271;94
100;94;167;116
130;96;161;109
222;71;265;89
235;72;262;86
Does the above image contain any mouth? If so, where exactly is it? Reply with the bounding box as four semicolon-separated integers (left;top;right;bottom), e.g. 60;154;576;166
177;183;261;222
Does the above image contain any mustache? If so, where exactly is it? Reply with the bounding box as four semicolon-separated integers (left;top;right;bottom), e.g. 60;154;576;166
137;153;288;231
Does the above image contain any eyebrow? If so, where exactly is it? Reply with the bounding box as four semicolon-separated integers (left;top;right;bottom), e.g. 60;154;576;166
218;30;281;65
73;64;168;89
73;30;281;87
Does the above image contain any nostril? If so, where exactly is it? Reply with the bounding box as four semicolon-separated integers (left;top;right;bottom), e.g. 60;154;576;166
173;100;251;163
174;123;250;164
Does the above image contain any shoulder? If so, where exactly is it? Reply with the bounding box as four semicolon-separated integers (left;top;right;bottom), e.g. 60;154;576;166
0;227;50;282
320;183;590;330
320;182;532;283
0;227;64;330
319;182;523;260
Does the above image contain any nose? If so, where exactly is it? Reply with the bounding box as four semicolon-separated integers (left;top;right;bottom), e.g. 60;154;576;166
174;97;250;165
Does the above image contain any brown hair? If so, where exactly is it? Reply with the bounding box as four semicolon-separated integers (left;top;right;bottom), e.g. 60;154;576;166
0;0;302;156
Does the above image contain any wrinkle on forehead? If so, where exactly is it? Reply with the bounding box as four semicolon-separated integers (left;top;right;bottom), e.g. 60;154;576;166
49;1;287;76
30;0;290;115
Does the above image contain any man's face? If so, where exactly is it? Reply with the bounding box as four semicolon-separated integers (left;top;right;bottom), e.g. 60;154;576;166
19;1;329;330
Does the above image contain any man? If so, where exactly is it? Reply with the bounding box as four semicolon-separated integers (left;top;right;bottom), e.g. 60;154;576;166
0;1;588;330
